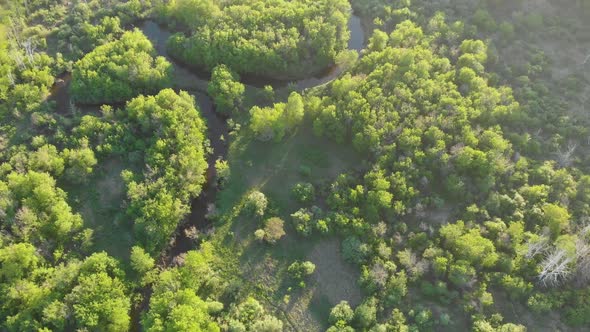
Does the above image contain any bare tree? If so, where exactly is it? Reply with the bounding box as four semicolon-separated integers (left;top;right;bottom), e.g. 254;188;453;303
539;248;572;287
7;72;15;86
525;237;549;259
22;38;37;65
555;141;578;168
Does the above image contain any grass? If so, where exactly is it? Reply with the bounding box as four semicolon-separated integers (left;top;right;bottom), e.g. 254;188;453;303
63;157;135;262
208;123;365;330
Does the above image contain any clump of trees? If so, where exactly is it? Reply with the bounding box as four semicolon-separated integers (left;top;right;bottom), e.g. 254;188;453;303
288;260;316;287
249;92;304;141
71;30;172;104
142;243;222;331
119;89;208;254
164;0;351;78
207;64;245;115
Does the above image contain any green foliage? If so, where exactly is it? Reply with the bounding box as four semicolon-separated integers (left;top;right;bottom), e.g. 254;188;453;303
130;246;155;276
249;92;305;142
143;244;221;331
440;221;498;268
329;301;354;325
256;217;286;244
342;236;370;265
291;182;315;204
208;65;245;115
166;0;351;77
245;191;268;217
226;297;283;331
156;0;220;30
542;203;570;238
122;89;208;254
3;171;85;249
287;260;316;281
353;297;377;329
71;30;172;104
143;289;220;332
291;208;314;236
67;271;130;331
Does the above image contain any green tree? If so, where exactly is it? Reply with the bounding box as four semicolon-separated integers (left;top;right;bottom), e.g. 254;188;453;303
543;203;570;238
67;272;130;332
208;65;245;115
71;30;172;104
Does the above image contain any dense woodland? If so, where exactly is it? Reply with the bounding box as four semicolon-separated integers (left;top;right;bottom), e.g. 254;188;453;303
1;0;590;331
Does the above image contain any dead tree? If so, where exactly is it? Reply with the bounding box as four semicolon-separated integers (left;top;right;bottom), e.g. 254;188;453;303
539;248;573;287
7;72;15;86
22;38;37;65
556;142;578;168
525;237;549;259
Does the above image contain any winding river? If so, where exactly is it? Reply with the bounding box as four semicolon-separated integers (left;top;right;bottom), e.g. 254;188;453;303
138;14;366;261
49;13;366;263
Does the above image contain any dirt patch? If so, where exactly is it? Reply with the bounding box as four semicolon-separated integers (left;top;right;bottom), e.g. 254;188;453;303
307;238;362;307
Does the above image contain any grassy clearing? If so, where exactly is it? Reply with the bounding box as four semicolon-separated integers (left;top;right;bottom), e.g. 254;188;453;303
64;157;135;262
209;125;365;330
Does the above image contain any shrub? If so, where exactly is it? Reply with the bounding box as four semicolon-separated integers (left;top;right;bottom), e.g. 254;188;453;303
291;182;315;204
257;217;286;244
246;191;267;217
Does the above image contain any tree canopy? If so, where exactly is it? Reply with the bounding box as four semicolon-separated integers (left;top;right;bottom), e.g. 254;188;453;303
71;30;172;104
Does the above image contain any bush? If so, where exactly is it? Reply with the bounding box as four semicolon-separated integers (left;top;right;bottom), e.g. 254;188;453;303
526;293;553;314
291;208;314;236
329;301;354;325
256;217;286;244
291;182;315;204
342;236;370;265
246;191;267;217
353;297;377;329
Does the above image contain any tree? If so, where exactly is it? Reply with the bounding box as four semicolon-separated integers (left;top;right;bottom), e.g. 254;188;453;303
257;217;286;244
130;246;155;276
288;261;316;282
245;191;267;217
0;243;40;282
342;236;370;265
166;0;352;78
543;204;570;238
67;272;131;332
62;145;97;183
249;105;285;142
283;92;304;130
291;182;315;204
227;297;282;331
353;297;377;329
143;289;220;332
208;65;245;115
291;208;314;236
158;0;220;29
122;90;208;254
329;301;354;325
71;30;172;104
28;144;64;176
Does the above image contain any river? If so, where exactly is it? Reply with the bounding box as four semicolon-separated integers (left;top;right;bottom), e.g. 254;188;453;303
48;12;366;262
138;13;366;262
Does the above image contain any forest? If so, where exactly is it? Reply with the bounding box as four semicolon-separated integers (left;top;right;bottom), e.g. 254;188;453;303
1;0;590;331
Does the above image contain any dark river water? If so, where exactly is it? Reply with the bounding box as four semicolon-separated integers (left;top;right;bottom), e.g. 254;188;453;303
137;13;366;260
49;13;366;262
